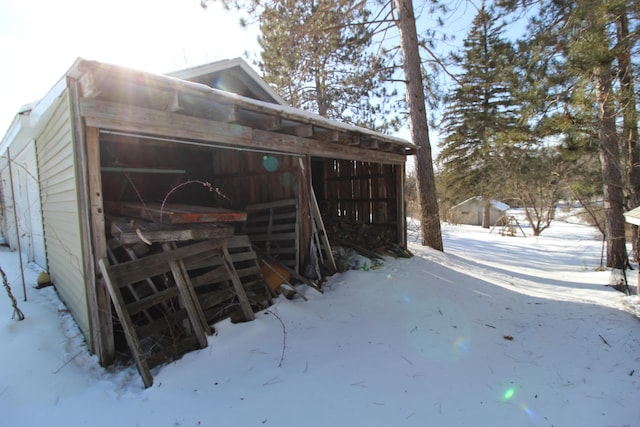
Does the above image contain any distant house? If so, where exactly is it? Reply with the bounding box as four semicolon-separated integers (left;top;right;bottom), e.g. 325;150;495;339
0;57;416;368
449;196;509;226
624;206;640;226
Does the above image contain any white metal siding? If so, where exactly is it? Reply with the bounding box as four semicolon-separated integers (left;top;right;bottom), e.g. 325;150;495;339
0;168;17;248
13;141;47;268
36;91;90;337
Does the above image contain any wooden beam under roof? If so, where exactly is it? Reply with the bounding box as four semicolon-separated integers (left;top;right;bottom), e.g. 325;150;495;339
75;60;417;155
79;71;100;98
79;98;407;164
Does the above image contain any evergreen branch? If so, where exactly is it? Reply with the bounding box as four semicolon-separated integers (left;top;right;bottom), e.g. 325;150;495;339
418;42;461;85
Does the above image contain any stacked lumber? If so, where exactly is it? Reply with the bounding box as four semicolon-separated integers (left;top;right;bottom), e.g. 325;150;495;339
100;203;271;387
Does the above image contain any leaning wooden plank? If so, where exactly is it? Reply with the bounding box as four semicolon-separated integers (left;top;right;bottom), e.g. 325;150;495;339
310;186;337;273
162;242;211;338
98;257;154;388
110;202;247;224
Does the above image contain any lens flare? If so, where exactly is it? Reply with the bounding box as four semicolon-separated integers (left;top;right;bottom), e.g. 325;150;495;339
406;297;473;363
262;155;279;172
520;403;533;415
503;387;516;400
453;336;471;355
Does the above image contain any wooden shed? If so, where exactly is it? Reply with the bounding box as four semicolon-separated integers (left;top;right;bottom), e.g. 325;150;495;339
0;57;416;369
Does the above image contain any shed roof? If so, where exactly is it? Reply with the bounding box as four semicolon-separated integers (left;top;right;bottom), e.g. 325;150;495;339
68;59;417;160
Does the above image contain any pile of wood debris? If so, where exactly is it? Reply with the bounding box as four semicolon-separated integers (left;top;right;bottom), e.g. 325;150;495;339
99;202;313;387
326;221;413;272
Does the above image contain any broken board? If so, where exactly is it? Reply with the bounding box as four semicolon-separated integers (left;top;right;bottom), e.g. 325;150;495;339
110;216;234;245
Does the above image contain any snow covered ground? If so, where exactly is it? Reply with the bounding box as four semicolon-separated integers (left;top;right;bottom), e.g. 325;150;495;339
1;211;639;427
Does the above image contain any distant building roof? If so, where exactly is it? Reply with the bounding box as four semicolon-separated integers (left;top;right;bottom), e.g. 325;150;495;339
624;206;640;225
452;196;510;212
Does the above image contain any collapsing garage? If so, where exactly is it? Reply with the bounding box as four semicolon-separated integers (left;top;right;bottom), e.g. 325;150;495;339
1;57;416;385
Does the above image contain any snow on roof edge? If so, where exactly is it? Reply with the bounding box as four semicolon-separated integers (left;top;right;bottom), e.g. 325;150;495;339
451;196;510;211
73;59;414;150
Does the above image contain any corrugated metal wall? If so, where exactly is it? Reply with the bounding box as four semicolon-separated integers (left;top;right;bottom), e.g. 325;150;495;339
36;91;89;337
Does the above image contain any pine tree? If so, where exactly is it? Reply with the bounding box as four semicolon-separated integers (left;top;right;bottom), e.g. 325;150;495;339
437;4;519;228
205;0;445;250
563;0;628;269
255;0;402;131
499;0;638;269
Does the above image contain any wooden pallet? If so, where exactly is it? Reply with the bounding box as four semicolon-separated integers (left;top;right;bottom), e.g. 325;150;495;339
182;235;270;325
98;238;259;388
244;199;299;273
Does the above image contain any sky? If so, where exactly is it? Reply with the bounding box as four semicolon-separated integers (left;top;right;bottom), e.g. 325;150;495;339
0;0;521;158
0;0;260;135
1;208;639;426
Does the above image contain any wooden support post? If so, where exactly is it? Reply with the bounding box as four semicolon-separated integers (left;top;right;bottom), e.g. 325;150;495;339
70;76;114;364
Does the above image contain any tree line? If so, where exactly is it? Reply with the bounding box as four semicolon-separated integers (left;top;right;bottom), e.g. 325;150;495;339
203;0;639;269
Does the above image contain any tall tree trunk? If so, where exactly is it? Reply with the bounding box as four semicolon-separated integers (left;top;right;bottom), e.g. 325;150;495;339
596;64;627;269
616;7;640;260
482;196;491;228
394;0;443;250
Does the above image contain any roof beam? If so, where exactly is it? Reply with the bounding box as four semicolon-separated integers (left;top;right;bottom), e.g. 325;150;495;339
78;98;406;165
79;71;100;98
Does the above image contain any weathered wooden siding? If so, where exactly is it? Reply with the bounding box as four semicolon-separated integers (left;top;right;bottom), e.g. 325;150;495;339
321;159;399;226
212;150;301;208
36;91;89;337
